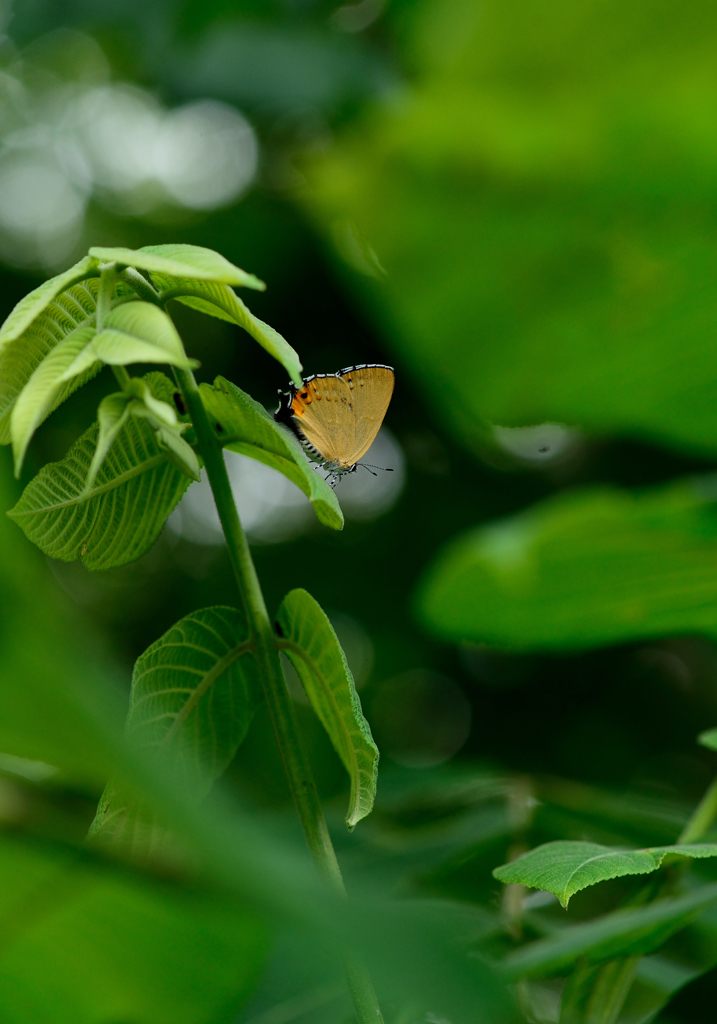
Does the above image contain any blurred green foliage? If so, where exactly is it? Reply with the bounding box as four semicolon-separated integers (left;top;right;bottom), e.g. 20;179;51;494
5;0;717;1021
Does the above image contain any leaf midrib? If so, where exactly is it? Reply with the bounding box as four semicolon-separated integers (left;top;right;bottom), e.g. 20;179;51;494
562;848;661;902
11;453;169;516
278;637;363;805
160;639;254;746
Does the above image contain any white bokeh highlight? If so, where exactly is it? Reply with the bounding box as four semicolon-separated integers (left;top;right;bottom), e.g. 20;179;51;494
0;64;259;267
168;427;405;547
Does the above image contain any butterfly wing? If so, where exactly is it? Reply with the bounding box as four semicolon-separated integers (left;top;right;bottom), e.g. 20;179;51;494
338;365;395;464
289;375;356;466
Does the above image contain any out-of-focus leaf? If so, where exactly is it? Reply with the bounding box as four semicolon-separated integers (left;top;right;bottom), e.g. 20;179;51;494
419;478;717;651
89;243;265;290
0;833;267;1024
8;373;190;571
63;301;197;376
0;277;105;445
0;458;123;783
91;605;261;847
276;588;378;830
308;0;717;457
153;274;303;386
502;883;717;980
699;728;717;752
10;326;95;475
494;840;717;908
200;376;343;530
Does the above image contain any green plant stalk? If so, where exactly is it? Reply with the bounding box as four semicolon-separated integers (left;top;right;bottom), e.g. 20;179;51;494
173;364;384;1024
679;776;717;843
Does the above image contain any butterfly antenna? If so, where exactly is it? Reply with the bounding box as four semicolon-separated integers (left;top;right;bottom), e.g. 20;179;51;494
358;463;393;475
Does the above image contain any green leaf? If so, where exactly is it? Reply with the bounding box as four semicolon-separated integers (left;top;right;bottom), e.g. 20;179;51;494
276;588;378;830
699;728;717;752
419;477;717;652
85;391;133;494
153;274;303;387
0;277;107;445
89;243;265;290
64;301;198;374
0;833;267;1024
90;606;261;848
493;840;717;908
502;883;717;980
8;373;191;570
10;325;96;475
200;376;343;530
155;424;201;482
0;254;97;354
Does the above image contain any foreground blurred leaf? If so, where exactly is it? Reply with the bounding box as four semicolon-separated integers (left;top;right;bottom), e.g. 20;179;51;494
276;588;378;830
89;243;265;290
91;605;261;848
0;833;267;1024
155;274;303;386
309;0;717;457
8;372;190;571
200;376;343;530
0;459;122;782
419;478;717;651
494;840;717;908
503;883;717;980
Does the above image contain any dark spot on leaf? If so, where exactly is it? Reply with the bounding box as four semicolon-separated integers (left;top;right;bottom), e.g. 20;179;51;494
173;392;187;415
215;422;224;433
275;621;284;637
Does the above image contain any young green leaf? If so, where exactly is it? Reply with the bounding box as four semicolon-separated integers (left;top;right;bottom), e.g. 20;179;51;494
152;274;303;386
200;375;343;530
502;882;717;980
0;254;98;354
8;373;191;570
89;605;261;848
154;425;201;482
10;325;96;475
63;301;198;375
493;840;717;908
89;243;265;290
276;588;378;830
0;277;107;445
85;391;133;494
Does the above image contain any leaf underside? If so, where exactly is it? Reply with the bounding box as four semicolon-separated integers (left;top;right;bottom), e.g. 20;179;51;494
0;276;108;444
89;243;265;290
200;375;343;531
276;588;378;829
90;605;261;854
8;373;190;571
493;840;717;908
151;273;303;386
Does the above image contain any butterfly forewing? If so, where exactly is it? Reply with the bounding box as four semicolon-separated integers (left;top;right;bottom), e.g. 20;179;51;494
338;365;394;464
291;375;356;466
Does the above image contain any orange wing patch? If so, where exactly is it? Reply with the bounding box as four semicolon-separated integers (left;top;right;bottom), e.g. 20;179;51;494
290;384;315;417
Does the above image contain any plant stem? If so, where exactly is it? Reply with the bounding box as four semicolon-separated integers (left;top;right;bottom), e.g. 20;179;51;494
679;775;717;843
173;365;384;1024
